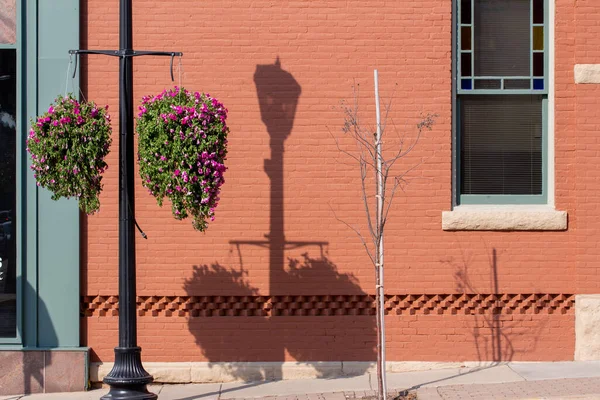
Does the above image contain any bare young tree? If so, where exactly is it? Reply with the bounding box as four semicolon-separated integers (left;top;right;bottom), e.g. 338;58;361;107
331;71;436;400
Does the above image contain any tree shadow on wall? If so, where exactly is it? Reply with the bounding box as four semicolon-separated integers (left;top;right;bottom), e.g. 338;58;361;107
183;252;376;383
442;243;547;364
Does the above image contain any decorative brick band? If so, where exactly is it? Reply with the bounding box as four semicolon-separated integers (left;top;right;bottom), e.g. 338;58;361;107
82;293;575;318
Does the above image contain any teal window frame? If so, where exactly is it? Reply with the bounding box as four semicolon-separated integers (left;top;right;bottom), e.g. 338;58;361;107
1;0;81;350
0;0;23;345
455;0;549;205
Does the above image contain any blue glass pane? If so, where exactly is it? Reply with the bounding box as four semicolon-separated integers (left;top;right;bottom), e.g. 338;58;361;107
533;79;544;90
461;79;472;90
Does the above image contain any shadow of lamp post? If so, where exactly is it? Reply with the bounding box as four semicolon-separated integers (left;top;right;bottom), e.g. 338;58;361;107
230;59;312;296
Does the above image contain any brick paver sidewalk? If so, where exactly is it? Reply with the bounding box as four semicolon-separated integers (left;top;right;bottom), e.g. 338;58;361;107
418;377;600;400
222;388;414;400
222;378;600;400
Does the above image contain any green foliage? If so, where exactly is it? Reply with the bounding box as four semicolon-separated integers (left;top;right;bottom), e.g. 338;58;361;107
27;95;112;214
136;87;229;232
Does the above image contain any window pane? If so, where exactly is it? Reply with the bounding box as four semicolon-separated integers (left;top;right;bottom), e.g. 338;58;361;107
533;52;544;76
461;0;472;23
504;79;531;89
460;95;543;195
0;0;16;45
533;26;544;51
533;0;544;24
474;79;501;89
0;49;17;338
461;53;472;76
474;0;530;77
461;27;472;50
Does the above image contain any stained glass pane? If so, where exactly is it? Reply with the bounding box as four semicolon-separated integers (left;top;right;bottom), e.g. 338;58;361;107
533;52;544;76
461;79;472;90
461;27;472;50
474;0;530;77
461;0;472;23
533;78;544;90
0;49;17;338
533;0;544;24
533;26;544;51
461;53;472;76
0;0;16;44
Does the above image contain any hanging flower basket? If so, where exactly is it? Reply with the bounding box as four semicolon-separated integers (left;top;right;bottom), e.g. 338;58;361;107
136;87;229;232
26;95;112;214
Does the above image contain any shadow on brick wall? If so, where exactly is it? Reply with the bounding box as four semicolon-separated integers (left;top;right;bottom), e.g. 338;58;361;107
445;243;547;363
183;253;375;382
182;58;375;382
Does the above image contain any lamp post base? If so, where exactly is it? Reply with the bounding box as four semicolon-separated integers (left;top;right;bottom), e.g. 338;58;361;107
101;386;157;400
101;347;156;400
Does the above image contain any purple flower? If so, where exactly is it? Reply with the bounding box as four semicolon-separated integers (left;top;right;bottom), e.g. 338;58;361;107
48;106;54;114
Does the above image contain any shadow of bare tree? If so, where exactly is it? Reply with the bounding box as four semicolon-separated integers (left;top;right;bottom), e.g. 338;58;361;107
443;242;547;364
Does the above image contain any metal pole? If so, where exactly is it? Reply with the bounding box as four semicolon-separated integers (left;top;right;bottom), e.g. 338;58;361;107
100;0;155;398
68;2;181;399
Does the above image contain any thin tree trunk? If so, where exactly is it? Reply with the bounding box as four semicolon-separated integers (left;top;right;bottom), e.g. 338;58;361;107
375;268;383;400
334;70;434;400
374;69;387;400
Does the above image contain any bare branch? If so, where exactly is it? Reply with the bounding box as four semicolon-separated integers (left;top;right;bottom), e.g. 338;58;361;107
399;113;437;159
381;159;425;227
342;104;378;163
379;86;396;136
329;203;376;268
360;157;378;243
327;125;362;164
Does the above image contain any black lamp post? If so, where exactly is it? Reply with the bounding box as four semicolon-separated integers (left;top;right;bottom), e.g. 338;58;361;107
69;1;181;398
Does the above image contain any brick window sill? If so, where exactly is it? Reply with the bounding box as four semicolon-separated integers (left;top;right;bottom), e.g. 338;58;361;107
442;205;568;231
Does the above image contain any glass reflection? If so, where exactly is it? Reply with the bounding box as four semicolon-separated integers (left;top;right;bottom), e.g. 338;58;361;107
0;49;17;338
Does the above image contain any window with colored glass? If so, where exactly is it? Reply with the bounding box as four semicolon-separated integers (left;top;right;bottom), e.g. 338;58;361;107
457;0;547;203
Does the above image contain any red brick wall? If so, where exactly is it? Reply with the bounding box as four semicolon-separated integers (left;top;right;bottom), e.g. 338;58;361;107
81;0;583;363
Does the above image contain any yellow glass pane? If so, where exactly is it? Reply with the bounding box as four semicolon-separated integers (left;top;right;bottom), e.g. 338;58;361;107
533;27;544;51
461;27;471;50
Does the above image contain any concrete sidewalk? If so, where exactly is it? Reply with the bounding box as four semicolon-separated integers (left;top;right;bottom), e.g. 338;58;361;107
3;361;600;400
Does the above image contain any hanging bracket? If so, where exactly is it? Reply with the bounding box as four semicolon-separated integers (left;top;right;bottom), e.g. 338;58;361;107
68;49;183;81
